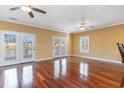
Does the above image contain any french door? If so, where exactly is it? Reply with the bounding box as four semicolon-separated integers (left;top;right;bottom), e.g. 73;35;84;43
0;30;35;66
53;37;68;58
21;33;35;62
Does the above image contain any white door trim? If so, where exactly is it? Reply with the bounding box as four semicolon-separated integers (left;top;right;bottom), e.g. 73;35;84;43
0;31;20;66
20;33;36;63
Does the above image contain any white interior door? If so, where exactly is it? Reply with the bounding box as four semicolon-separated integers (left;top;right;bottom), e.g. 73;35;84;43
53;37;67;58
0;30;35;66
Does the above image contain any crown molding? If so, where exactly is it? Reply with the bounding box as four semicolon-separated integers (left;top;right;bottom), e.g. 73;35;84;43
71;22;124;34
0;18;124;34
0;18;67;33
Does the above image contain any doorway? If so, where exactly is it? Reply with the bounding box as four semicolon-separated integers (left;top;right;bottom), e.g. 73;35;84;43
53;37;68;58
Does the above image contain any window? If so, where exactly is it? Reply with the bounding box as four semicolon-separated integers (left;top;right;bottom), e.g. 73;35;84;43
80;36;89;53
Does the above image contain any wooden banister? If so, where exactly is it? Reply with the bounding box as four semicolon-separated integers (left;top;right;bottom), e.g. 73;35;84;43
117;43;124;87
117;43;124;63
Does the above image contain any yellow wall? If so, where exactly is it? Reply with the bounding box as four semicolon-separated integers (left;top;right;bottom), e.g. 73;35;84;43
0;20;67;60
72;24;124;61
67;33;72;55
1;20;123;62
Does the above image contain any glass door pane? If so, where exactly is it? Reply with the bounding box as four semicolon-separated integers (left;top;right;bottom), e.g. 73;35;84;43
23;35;32;59
61;39;67;56
0;31;20;66
4;34;16;61
53;38;61;57
22;34;35;62
53;37;67;57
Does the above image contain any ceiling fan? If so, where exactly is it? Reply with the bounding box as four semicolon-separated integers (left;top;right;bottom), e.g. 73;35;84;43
73;22;94;31
79;23;94;31
9;5;47;18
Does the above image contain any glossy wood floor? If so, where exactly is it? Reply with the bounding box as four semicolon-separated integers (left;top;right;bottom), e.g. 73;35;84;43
0;56;124;88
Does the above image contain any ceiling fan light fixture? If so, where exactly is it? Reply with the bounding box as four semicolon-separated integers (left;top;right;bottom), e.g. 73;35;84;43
80;27;86;31
21;6;32;12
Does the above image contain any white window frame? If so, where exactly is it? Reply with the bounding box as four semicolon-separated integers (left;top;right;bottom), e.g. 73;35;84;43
80;36;89;53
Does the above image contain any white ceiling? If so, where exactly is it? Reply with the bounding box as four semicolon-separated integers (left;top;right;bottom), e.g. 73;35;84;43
0;5;124;33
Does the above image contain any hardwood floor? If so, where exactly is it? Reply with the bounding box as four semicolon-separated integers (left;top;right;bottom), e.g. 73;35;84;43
0;56;124;88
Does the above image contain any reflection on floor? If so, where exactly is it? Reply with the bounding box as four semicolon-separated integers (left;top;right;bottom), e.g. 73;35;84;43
4;68;18;88
54;58;67;78
80;62;88;80
0;56;124;88
1;64;34;88
22;65;33;87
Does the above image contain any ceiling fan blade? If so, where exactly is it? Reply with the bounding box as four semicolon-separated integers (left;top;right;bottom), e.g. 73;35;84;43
31;7;46;14
28;12;34;18
9;7;20;11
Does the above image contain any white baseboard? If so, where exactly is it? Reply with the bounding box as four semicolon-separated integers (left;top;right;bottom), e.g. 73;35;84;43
35;55;70;62
35;55;122;64
35;55;67;62
68;55;73;56
53;55;67;58
73;55;122;64
35;57;53;62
